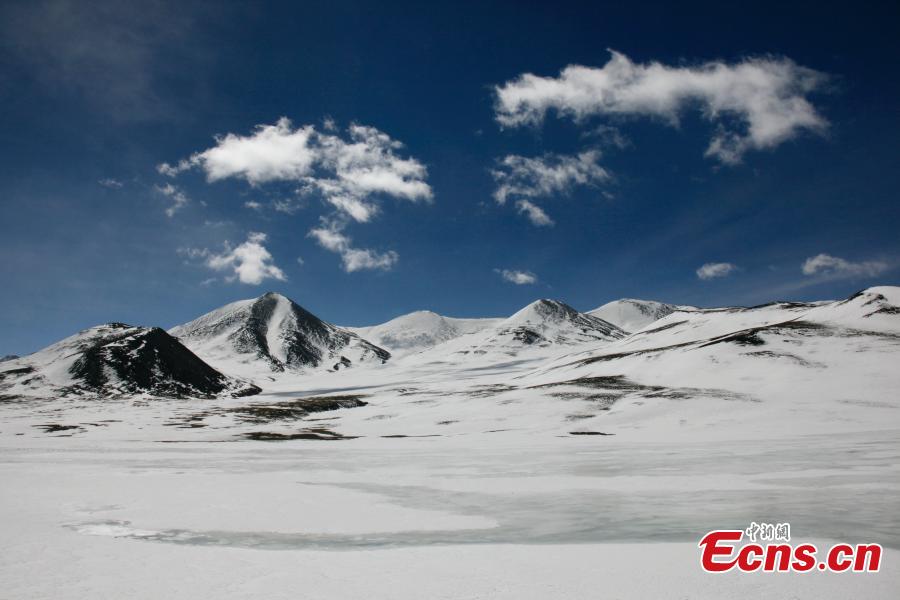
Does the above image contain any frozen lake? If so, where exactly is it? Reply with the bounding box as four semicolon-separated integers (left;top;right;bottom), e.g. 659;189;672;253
2;426;899;599
4;431;899;550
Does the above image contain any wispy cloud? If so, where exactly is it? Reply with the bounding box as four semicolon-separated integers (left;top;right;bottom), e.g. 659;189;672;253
496;268;537;285
308;221;398;273
180;232;286;285
98;178;123;189
696;262;737;280
154;183;189;217
491;151;609;226
801;253;890;279
495;50;828;164
516;199;554;227
2;0;203;121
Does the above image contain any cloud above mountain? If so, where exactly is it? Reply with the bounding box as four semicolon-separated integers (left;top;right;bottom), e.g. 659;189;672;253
802;253;889;279
181;232;286;285
696;262;737;280
158;118;432;223
491;151;609;226
496;269;538;285
495;50;828;164
308;222;398;273
159;118;431;273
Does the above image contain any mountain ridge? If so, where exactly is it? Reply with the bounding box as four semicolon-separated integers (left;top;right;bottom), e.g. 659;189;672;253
347;310;502;357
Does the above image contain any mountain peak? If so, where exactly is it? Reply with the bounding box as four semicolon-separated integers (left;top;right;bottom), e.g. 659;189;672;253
419;298;627;357
169;294;390;377
508;299;580;325
587;298;681;333
0;322;260;399
259;291;288;300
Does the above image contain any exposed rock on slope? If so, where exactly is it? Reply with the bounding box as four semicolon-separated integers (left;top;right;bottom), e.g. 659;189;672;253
169;292;390;376
409;299;626;362
0;323;260;399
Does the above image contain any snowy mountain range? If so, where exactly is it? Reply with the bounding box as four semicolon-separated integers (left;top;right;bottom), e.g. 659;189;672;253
508;286;900;437
404;299;626;365
3;287;899;415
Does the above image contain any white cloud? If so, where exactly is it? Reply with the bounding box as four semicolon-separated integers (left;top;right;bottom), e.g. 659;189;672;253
801;253;889;278
495;50;828;164
184;232;286;285
492;151;609;204
516;199;555;226
308;222;398;273
98;178;123;189
696;262;737;280
159;118;433;273
159;118;432;223
271;197;306;214
244;200;263;211
154;183;189;217
491;151;609;225
177;246;210;261
496;268;537;285
159;118;317;184
321;124;433;202
583;124;630;149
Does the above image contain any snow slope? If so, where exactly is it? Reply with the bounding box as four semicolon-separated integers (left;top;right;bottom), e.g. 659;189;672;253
587;298;686;333
169;292;390;380
347;311;502;356
403;299;626;366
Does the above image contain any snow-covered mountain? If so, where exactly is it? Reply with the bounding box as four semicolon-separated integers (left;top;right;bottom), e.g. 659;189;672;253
0;323;260;400
347;311;502;357
587;299;685;333
169;292;390;378
0;354;17;363
407;299;626;364
526;287;900;419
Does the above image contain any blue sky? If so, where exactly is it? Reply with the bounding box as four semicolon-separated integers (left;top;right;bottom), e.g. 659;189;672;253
1;0;899;355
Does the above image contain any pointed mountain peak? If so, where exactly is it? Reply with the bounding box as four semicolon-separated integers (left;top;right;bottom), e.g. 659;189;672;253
508;299;581;325
170;294;390;376
259;291;289;301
